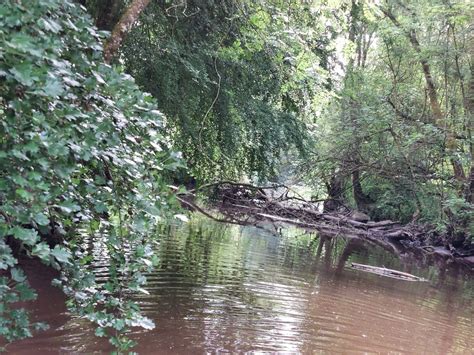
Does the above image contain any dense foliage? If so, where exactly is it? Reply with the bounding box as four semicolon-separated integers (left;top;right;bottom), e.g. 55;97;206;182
299;0;473;238
0;0;181;350
115;0;326;180
102;0;471;239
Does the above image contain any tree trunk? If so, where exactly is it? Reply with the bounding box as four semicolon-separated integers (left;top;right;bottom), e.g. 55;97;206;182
352;168;372;213
450;23;473;203
324;174;345;212
466;44;474;203
346;0;372;212
103;0;151;64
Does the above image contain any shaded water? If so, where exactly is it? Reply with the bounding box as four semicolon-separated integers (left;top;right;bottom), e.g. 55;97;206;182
6;218;474;354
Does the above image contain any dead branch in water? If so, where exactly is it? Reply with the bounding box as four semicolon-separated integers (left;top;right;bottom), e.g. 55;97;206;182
173;181;472;264
350;262;428;282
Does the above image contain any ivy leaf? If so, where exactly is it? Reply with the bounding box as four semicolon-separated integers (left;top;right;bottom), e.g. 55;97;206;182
9;63;36;86
12;150;30;161
0;250;17;270
24;141;40;154
6;33;34;53
15;283;37;301
112;319;125;331
16;189;33;200
94;202;108;213
39;18;62;33
56;200;80;214
95;327;107;337
39;79;64;97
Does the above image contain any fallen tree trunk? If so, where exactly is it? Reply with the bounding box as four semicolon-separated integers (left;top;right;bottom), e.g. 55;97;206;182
173;181;473;265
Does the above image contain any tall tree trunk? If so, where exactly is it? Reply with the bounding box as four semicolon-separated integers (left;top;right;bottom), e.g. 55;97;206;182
407;31;444;123
449;22;473;203
466;36;474;203
324;174;345;212
352;169;372;213
103;0;151;64
346;0;372;212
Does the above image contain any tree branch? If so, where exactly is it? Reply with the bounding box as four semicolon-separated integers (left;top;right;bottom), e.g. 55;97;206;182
104;0;151;64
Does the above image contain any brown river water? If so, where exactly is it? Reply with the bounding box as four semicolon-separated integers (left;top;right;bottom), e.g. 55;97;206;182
4;218;474;354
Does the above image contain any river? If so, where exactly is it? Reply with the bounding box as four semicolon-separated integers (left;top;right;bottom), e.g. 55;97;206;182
5;217;474;354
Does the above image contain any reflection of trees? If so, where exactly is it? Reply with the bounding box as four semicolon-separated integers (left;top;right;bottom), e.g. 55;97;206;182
335;240;362;275
427;266;474;354
151;217;474;353
282;228;473;353
9;217;474;353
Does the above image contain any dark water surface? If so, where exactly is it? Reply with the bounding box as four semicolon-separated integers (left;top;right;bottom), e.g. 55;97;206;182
6;218;474;354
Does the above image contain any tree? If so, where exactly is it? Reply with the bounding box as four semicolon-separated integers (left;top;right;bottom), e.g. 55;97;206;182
378;2;466;189
305;0;473;234
88;0;331;182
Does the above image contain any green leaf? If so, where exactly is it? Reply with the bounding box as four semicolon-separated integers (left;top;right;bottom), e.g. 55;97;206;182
34;213;50;226
50;245;71;264
0;249;17;270
9;63;36;86
15;283;37;301
16;188;33;200
6;33;35;53
24;141;40;154
11;268;26;282
94;202;108;213
39;18;62;33
32;242;51;261
79;255;93;265
56;200;80;214
12;175;28;186
12;150;30;161
95;327;107;337
112;319;125;331
39;79;64;97
11;227;39;246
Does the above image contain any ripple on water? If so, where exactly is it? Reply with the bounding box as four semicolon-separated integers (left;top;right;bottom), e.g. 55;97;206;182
6;223;474;354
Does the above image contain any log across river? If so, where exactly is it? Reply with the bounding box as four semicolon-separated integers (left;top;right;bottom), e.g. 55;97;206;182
175;181;474;266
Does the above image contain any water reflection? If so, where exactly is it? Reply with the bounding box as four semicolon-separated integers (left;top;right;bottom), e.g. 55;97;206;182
6;217;474;354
